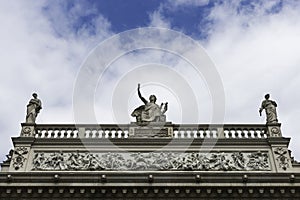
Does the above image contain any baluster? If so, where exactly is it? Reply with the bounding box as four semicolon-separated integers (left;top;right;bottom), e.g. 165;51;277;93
186;130;191;138
70;129;74;138
62;129;67;138
57;129;62;138
60;129;66;138
44;129;48;138
105;130;109;138
111;130;116;138
173;130;178;138
68;129;72;138
256;129;261;138
38;129;43;138
212;129;217;138
231;130;236;138
124;130;129;138
117;130;122;138
199;129;204;138
51;129;56;138
253;129;258;138
262;129;267;138
206;130;211;138
224;129;229;138
73;129;78;138
246;129;251;138
47;129;54;138
228;130;233;138
85;129;91;138
250;130;255;138
99;130;104;138
193;129;198;138
94;129;99;138
34;129;39;138
202;129;207;138
108;129;113;138
235;130;240;138
241;129;246;138
179;130;184;138
91;129;97;138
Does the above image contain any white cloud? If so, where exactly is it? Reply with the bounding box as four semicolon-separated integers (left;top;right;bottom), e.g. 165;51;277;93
148;8;171;28
1;0;300;165
204;1;300;159
147;0;300;160
0;1;112;161
167;0;209;7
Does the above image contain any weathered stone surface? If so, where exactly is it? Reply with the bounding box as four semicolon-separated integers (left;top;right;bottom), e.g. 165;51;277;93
131;84;168;125
259;94;278;124
32;151;270;171
12;147;29;170
274;147;290;170
25;93;42;123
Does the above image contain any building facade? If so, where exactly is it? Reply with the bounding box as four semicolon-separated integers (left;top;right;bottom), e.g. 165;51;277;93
1;122;300;199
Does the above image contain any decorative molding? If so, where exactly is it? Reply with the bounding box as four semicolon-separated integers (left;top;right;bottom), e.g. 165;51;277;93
21;126;34;137
274;147;290;170
12;147;29;170
32;151;270;171
0;186;299;197
268;126;282;137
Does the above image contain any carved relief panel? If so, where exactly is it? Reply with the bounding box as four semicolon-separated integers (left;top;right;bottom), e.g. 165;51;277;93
32;151;271;171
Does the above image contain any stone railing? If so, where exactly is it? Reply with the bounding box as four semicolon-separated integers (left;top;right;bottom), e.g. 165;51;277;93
33;124;130;139
172;124;268;139
18;123;281;139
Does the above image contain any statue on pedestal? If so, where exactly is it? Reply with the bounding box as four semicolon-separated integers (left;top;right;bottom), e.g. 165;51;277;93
131;84;168;124
26;93;42;123
259;94;278;124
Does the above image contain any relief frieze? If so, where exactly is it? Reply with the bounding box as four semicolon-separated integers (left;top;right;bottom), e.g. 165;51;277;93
32;151;270;171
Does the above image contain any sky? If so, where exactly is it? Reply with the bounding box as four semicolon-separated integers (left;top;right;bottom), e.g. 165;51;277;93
1;0;300;162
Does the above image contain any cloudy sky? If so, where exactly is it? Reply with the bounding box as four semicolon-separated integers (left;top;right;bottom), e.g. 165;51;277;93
1;0;300;162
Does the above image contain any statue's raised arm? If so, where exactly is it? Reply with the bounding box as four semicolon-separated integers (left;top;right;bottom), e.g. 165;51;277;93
137;83;147;105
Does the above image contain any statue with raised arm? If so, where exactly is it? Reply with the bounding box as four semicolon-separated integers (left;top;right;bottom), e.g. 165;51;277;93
26;93;42;123
259;94;278;124
131;84;168;124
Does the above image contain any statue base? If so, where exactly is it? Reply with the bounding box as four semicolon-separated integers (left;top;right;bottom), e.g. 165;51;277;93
129;122;173;138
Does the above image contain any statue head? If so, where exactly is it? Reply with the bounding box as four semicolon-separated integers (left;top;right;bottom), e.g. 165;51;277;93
149;95;157;103
32;93;38;98
265;94;270;100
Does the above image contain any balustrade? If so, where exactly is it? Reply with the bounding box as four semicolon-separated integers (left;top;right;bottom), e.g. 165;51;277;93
32;124;269;139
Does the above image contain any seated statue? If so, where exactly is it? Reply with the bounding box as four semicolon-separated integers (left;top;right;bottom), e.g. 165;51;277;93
131;84;168;124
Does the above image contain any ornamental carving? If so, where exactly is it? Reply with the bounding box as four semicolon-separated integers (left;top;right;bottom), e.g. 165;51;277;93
21;126;33;136
32;151;270;171
274;147;290;170
12;147;29;170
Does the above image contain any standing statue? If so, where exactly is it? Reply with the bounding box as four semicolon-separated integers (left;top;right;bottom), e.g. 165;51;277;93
131;84;168;124
259;94;278;124
26;93;42;123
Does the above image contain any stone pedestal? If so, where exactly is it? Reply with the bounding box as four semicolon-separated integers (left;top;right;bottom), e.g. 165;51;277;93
129;122;173;137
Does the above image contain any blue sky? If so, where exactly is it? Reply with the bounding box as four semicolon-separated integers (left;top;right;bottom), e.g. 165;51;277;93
1;0;300;162
42;0;286;40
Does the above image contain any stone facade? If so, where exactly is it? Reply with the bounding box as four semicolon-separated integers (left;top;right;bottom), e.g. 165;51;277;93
1;122;300;199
